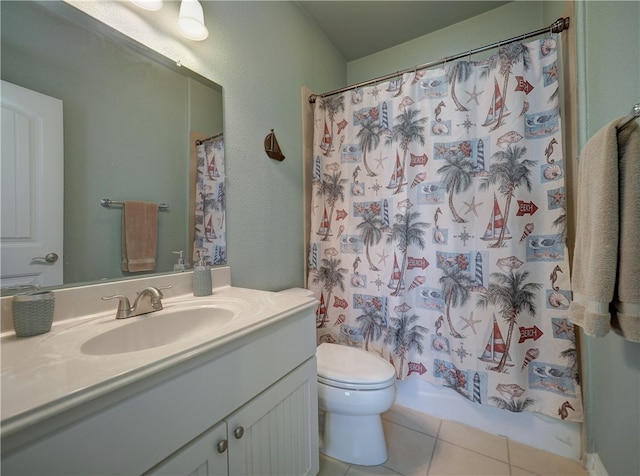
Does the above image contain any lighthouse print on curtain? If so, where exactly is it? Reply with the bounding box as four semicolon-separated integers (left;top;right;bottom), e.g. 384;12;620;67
308;35;583;422
194;135;226;266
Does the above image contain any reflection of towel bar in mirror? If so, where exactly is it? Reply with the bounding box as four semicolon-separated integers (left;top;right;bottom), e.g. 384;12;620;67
100;198;169;211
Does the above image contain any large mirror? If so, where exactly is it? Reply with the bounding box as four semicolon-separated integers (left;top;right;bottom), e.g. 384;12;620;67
1;1;224;290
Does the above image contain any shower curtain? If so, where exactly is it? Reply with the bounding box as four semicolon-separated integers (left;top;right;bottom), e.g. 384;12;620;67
308;35;583;422
193;134;226;265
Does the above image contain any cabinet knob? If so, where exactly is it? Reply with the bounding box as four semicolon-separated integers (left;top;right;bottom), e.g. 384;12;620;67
217;439;228;453
234;426;244;439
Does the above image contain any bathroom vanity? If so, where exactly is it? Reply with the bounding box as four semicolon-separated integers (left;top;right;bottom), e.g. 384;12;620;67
0;269;319;475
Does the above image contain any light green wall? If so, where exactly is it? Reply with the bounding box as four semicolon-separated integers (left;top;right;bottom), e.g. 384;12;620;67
190;78;223;139
347;1;546;84
577;2;640;475
541;0;570;24
207;2;346;290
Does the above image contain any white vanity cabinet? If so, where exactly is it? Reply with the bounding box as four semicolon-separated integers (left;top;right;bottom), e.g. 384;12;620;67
1;304;319;476
148;421;229;476
148;359;317;476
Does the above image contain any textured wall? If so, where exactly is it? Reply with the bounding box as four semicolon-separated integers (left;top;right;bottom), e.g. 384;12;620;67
577;1;640;475
347;1;545;85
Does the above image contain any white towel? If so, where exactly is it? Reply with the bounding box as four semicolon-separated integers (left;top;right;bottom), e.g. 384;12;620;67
569;119;640;342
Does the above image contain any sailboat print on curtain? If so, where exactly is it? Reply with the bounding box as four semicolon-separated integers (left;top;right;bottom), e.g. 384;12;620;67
319;121;332;154
308;35;582;423
387;152;407;191
481;194;511;242
478;314;513;366
388;254;405;292
194;134;226;265
482;78;510;127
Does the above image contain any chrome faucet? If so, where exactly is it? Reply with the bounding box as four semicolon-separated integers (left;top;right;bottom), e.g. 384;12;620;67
102;285;171;319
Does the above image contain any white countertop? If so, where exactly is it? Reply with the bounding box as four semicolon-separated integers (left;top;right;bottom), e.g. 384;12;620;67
1;284;316;438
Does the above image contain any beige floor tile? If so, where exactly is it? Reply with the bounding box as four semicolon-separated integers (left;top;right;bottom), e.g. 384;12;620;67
383;419;436;476
511;465;540;476
319;453;350;476
347;464;403;475
383;404;442;438
428;440;510;476
508;440;587;475
437;420;509;463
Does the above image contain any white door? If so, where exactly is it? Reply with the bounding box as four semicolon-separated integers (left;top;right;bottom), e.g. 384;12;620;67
1;80;64;290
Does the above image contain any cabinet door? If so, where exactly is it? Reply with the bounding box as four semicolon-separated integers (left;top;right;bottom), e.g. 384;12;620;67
227;358;319;476
146;421;229;476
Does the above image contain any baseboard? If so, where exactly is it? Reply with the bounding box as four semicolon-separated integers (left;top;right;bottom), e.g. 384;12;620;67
587;453;608;476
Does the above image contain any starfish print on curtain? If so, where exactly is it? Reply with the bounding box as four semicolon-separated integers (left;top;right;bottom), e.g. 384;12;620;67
308;35;582;422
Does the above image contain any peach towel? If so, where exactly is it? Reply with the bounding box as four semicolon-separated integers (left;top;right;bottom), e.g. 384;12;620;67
121;201;158;272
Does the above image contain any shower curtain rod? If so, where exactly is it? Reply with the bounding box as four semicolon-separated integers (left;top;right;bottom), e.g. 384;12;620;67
308;17;570;104
195;132;223;146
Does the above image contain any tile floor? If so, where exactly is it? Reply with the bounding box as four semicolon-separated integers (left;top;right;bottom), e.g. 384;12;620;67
318;405;588;476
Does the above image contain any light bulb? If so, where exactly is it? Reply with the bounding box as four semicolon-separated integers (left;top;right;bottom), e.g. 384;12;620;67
178;0;209;41
130;0;163;11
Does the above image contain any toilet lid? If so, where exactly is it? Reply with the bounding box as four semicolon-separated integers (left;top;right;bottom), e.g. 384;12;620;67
317;343;396;390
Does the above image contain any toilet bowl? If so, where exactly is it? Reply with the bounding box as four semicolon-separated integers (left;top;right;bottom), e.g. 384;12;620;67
277;289;397;465
316;342;397;466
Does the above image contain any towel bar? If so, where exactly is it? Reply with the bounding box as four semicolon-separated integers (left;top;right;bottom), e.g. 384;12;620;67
100;198;169;211
618;103;640;131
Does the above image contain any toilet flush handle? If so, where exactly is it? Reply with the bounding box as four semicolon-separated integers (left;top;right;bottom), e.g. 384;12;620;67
234;426;244;439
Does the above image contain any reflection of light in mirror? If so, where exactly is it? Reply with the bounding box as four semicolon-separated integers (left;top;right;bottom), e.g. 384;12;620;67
178;0;209;41
130;0;163;12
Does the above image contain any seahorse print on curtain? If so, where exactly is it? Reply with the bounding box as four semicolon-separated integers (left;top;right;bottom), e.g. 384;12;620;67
194;135;226;265
308;35;583;422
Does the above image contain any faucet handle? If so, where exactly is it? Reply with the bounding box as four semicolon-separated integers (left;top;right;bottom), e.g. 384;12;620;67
102;294;133;319
136;284;172;295
155;284;172;297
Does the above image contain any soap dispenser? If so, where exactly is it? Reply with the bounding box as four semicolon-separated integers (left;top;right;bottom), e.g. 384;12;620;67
193;251;212;296
173;251;189;272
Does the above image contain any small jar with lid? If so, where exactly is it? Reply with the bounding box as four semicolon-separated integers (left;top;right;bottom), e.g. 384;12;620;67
12;291;55;337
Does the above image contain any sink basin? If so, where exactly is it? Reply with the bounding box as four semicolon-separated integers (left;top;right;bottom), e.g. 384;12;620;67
81;304;237;355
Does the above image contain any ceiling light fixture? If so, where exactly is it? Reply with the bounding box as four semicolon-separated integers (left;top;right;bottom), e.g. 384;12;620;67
130;0;163;11
178;0;209;41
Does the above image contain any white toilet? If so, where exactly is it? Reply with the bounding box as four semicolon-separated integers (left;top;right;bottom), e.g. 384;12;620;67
278;289;397;466
316;342;397;466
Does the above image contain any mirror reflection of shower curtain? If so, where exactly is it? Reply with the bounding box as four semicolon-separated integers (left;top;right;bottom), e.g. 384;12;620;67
308;34;583;422
193;134;226;265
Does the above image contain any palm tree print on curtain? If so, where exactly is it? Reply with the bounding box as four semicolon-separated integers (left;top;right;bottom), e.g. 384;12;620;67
308;35;582;422
194;135;226;265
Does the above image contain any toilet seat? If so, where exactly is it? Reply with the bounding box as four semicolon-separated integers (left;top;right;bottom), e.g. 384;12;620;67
317;343;396;390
